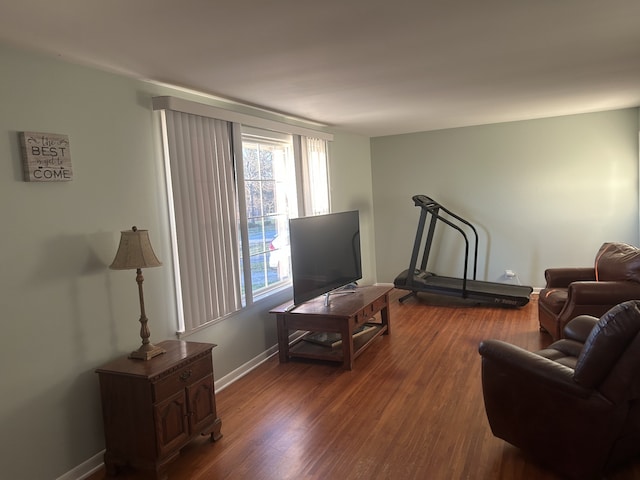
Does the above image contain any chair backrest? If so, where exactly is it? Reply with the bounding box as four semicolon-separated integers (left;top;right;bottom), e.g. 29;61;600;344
574;301;640;401
594;242;640;282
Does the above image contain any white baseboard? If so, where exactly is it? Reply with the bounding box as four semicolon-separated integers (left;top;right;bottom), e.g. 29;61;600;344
215;330;306;392
213;332;292;392
56;451;104;480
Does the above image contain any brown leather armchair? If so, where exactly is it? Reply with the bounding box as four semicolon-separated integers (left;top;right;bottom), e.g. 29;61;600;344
538;242;640;340
479;301;640;480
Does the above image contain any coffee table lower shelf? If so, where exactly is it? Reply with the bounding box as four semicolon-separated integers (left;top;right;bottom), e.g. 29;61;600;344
289;323;388;363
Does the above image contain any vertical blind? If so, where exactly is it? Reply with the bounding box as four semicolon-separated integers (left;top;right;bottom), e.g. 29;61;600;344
162;110;243;333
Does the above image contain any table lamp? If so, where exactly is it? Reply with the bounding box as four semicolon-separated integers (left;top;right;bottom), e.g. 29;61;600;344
110;226;165;360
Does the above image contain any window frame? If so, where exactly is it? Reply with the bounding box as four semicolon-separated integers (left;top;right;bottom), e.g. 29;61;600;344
236;126;299;306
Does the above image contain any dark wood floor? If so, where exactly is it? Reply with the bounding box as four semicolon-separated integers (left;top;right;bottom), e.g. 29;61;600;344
89;289;640;479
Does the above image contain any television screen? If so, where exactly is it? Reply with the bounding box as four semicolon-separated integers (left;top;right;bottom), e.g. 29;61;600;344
289;210;362;306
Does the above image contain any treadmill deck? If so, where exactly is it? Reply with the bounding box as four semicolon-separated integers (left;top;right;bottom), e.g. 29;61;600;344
394;269;532;307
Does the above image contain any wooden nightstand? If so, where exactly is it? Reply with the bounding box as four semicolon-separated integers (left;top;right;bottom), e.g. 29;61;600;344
96;340;222;479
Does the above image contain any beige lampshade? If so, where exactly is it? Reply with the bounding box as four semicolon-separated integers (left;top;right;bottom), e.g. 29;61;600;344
109;226;162;270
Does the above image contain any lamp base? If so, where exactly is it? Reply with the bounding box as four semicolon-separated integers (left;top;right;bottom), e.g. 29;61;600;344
129;343;166;360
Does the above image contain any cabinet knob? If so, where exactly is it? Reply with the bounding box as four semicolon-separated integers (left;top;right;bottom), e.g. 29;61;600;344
179;369;192;381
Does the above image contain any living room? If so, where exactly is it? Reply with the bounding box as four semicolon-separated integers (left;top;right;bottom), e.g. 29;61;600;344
1;3;640;479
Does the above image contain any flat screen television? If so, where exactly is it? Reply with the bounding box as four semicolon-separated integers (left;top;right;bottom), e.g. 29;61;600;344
289;210;362;306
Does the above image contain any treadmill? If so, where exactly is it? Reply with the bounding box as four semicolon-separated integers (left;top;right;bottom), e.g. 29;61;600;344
394;195;532;307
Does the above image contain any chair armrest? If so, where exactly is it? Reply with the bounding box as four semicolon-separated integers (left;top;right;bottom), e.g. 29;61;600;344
563;315;599;343
545;267;595;288
566;280;640;304
479;339;591;397
554;281;640;336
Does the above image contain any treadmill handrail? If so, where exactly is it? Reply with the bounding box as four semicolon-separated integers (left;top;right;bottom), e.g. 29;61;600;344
432;213;471;295
410;195;480;296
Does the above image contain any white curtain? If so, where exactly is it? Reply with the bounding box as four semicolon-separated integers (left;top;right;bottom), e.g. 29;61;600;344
300;137;330;216
162;110;243;333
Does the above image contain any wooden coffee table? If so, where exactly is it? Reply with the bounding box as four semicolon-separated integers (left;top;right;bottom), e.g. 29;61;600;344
270;285;392;370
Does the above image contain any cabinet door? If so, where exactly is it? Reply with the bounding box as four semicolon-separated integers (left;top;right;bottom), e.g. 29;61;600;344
154;389;190;457
188;374;216;433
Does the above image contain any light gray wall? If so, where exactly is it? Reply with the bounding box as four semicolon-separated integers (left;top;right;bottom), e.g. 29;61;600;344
0;43;374;479
328;132;377;285
371;109;640;288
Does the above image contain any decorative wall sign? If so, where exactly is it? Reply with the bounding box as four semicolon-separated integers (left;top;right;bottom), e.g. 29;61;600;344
20;131;73;182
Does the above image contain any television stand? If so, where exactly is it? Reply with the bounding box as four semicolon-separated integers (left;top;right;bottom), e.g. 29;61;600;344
271;285;392;370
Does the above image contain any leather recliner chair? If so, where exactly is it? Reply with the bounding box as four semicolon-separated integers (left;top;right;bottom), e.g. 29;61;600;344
479;301;640;480
538;242;640;340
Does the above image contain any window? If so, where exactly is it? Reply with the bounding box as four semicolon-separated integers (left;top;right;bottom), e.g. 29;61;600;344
238;129;331;305
239;129;298;301
154;97;331;334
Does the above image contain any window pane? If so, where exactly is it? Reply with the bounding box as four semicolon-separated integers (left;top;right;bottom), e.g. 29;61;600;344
247;217;265;255
267;220;290;281
259;147;274;180
244;180;262;218
250;252;269;291
261;181;276;215
243;142;260;180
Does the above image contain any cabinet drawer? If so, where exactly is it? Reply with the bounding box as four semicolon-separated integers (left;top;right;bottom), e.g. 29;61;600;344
153;355;212;401
370;297;387;314
354;298;387;325
354;309;370;325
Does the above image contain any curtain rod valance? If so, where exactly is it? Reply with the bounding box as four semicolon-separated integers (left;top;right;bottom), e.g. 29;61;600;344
152;96;333;141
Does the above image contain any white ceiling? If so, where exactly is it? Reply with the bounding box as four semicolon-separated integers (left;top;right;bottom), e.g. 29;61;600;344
1;1;639;137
